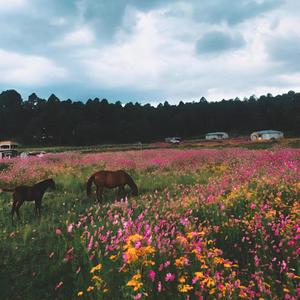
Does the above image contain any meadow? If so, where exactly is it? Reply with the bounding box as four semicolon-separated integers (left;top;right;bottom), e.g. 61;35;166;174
0;148;299;299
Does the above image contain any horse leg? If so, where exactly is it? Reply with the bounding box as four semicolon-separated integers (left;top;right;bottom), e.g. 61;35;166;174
35;199;42;218
11;200;17;225
96;186;104;203
35;201;38;217
118;185;125;199
15;200;24;222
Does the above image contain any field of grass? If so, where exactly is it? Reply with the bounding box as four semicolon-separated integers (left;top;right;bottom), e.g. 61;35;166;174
0;148;299;299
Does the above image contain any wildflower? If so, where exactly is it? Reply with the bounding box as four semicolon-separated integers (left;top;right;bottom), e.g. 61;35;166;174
92;275;102;282
90;263;102;273
77;291;83;297
148;270;156;282
157;281;162;292
87;286;94;292
55;281;63;290
67;223;73;233
134;293;142;300
178;284;193;293
127;273;143;291
174;256;189;267
143;260;155;266
165;273;175;282
55;228;62;235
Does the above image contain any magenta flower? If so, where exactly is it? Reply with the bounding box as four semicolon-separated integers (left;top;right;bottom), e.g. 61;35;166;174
165;272;175;282
148;270;156;282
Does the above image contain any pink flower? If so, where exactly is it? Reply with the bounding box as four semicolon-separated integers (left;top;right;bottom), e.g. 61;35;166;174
87;236;93;252
148;270;156;282
254;255;260;267
55;228;62;235
134;293;142;300
165;272;175;282
164;261;170;267
55;281;63;291
67;224;73;233
157;281;162;292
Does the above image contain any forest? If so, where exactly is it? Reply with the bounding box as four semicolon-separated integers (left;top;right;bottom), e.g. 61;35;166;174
0;89;299;145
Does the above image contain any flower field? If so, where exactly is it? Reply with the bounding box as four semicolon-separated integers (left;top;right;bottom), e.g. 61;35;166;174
0;148;299;299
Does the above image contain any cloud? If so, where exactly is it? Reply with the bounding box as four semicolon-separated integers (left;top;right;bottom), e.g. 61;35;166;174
54;26;95;47
196;31;245;55
0;0;299;103
192;0;283;25
267;34;300;72
0;49;67;86
0;0;27;13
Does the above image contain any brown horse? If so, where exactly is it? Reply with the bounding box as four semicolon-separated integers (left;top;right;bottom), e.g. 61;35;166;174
0;178;55;224
86;170;138;203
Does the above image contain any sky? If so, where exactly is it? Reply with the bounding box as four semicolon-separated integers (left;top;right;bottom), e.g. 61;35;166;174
0;0;299;104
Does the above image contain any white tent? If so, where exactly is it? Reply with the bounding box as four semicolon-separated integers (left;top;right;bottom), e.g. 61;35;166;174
205;132;229;140
250;130;283;141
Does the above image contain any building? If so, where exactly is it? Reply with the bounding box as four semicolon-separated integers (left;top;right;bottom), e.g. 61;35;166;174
250;130;284;141
205;132;229;140
0;141;19;158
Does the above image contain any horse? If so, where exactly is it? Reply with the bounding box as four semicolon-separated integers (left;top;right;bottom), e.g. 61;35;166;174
86;170;138;203
0;178;55;225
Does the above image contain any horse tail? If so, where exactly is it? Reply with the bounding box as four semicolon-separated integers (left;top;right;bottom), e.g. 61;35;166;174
86;174;95;197
0;188;15;193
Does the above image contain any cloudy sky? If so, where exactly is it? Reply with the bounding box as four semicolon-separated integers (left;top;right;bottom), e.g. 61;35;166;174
0;0;299;104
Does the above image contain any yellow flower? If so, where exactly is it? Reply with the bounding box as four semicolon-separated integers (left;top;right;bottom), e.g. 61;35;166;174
109;254;117;261
87;286;94;292
204;277;215;288
174;256;189;267
77;291;83;297
127;273;143;292
103;288;109;293
179;276;186;283
92;275;102;282
178;284;193;293
90;263;102;273
143;260;155;266
194;272;204;280
127;234;143;243
209;288;216;295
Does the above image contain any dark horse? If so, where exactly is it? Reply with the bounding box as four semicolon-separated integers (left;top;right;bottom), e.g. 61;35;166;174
0;178;55;224
86;170;138;203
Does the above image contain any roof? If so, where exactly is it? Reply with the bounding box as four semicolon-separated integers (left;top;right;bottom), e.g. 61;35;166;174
0;140;19;146
251;130;283;134
206;132;228;135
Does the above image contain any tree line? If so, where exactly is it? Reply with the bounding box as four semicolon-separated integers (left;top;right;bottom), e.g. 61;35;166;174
0;89;299;145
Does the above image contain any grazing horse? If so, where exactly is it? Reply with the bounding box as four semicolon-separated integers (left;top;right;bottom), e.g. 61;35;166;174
86;170;138;203
0;178;55;224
